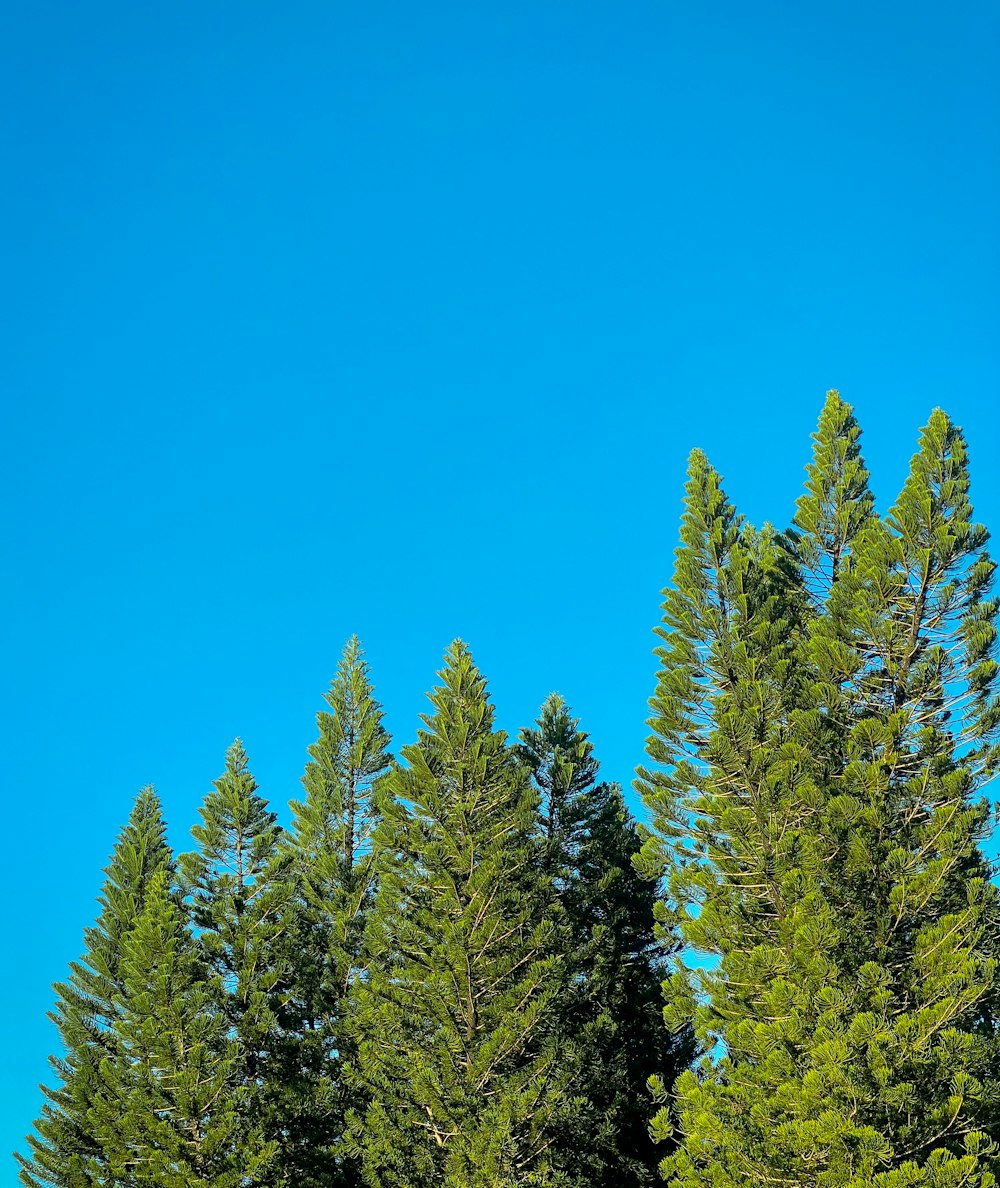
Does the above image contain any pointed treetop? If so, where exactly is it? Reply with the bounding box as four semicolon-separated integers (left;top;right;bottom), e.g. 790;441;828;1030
417;639;498;744
877;408;999;754
127;784;166;830
793;389;874;588
518;692;602;885
640;449;744;787
518;693;599;802
184;739;281;889
16;786;174;1188
667;449;744;635
111;784;168;859
676;449;742;567
92;785;173;959
310;635;390;780
888;407;987;558
207;738;267;824
226;736;249;772
291;633;391;870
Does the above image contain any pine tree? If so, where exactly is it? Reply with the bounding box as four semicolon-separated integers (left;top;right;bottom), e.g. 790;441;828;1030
87;868;270;1187
178;740;294;1185
18;788;172;1188
638;395;1000;1186
518;694;689;1186
792;389;876;592
285;636;393;1186
349;641;569;1188
518;694;599;890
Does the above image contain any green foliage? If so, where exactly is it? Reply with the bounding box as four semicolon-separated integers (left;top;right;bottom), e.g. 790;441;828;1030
20;396;1000;1188
179;740;295;1184
88;868;271;1187
18;788;172;1188
792;388;876;589
349;642;569;1188
638;392;1000;1186
519;694;691;1186
285;636;393;1186
292;635;392;1002
518;693;599;888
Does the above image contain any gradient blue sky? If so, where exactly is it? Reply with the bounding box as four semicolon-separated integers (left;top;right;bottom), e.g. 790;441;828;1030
3;0;998;1164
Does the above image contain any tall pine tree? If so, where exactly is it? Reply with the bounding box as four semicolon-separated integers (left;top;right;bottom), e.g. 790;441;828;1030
18;788;172;1188
87;868;270;1187
179;740;294;1185
518;694;599;890
518;695;690;1187
349;642;570;1188
285;636;393;1186
638;394;1000;1186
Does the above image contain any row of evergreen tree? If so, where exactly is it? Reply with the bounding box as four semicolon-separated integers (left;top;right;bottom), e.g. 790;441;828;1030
19;641;685;1188
19;392;1000;1187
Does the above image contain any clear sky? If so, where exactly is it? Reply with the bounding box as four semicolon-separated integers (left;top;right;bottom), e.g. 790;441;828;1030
2;0;998;1166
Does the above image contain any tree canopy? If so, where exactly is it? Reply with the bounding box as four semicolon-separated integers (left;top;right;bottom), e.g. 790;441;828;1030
19;393;1000;1188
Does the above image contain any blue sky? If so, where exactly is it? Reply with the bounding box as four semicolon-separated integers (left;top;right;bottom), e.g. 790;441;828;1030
2;0;998;1165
